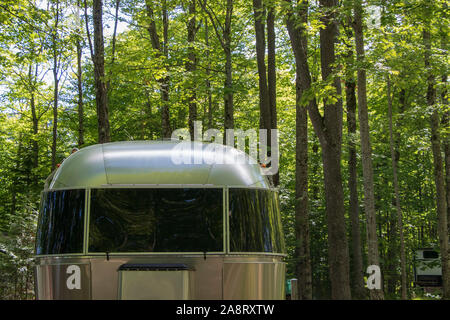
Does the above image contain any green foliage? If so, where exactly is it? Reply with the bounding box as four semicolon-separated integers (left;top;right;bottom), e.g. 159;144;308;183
0;202;38;300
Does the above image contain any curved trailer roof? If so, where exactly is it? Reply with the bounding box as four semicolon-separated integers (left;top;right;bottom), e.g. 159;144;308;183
47;140;270;190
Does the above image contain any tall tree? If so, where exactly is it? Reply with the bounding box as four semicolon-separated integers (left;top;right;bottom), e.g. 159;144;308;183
75;0;84;147
315;0;352;299
145;0;171;138
345;58;365;300
341;6;365;298
386;75;407;299
423;12;450;299
267;4;278;186
353;0;384;300
283;0;314;300
86;0;111;143
106;0;120;93
440;2;450;237
50;0;61;171
252;0;278;185
253;0;271;133
444;77;450;237
204;17;213;129
199;0;234;132
186;0;198;140
29;64;39;173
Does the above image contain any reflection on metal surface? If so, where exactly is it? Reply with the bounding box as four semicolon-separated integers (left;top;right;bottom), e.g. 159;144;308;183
34;255;285;300
36;190;85;255
119;271;191;300
118;264;194;300
88;188;223;253
229;189;285;253
223;262;285;300
50;145;108;189
48;141;268;190
35;263;91;300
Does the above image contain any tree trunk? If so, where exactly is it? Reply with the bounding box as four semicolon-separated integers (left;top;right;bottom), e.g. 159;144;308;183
444;79;450;235
385;207;397;296
76;0;84;147
424;27;450;300
92;0;111;143
51;1;60;171
161;0;171;138
345;77;365;299
285;0;312;299
253;0;271;132
353;0;384;299
204;18;213;129
267;5;278;186
198;0;234;133
144;89;154;139
110;0;120;66
294;66;312;300
146;0;171;138
223;0;233;131
318;0;351;299
187;1;197;140
28;64;39;180
106;0;120;95
76;32;84;147
342;14;364;298
267;7;277;133
253;0;278;185
51;61;58;171
252;0;272;179
10;133;23;217
387;75;407;299
440;5;450;236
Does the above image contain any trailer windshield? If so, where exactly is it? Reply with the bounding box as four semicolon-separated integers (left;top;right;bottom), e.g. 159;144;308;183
229;189;285;254
35;188;284;255
35;189;85;255
88;188;223;253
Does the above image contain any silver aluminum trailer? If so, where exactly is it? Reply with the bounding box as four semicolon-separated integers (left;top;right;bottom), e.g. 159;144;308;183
34;141;286;300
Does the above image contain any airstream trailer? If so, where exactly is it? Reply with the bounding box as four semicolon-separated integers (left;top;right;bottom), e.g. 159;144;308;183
34;141;286;300
414;248;442;287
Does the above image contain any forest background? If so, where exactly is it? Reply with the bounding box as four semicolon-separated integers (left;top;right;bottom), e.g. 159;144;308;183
0;0;448;300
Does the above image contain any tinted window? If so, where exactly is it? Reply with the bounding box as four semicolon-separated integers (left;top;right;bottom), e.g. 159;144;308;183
229;189;285;253
89;188;223;252
423;250;439;259
35;189;85;255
